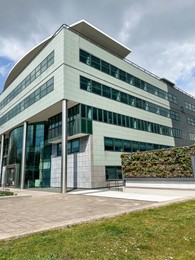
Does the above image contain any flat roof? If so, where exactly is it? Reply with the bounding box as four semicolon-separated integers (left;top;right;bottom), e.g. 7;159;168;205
69;20;131;59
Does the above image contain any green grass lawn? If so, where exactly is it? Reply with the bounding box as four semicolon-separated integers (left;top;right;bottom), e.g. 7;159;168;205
0;200;195;260
0;191;14;196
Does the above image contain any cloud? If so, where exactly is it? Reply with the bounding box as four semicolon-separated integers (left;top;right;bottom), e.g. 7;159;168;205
0;0;195;97
176;66;195;97
0;56;14;74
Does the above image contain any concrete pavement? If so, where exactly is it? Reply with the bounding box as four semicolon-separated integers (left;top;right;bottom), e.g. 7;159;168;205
0;185;195;241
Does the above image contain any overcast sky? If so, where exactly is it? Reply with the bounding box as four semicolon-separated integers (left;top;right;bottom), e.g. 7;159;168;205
1;0;195;96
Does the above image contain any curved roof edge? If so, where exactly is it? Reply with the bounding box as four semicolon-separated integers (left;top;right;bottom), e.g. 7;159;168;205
69;19;131;59
4;35;53;91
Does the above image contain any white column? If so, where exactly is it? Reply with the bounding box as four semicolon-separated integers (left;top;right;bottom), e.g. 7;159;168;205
21;122;27;189
0;134;5;186
61;99;68;193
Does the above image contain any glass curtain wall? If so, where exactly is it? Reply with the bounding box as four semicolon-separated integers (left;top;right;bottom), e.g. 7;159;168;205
25;123;51;188
7;127;23;187
6;123;51;188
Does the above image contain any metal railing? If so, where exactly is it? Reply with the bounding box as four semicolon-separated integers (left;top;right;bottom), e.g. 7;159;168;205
106;179;124;190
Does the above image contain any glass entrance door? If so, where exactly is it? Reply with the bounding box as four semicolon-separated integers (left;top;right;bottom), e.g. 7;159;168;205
4;164;19;188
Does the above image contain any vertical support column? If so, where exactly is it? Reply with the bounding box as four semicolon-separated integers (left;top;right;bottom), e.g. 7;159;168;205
0;134;5;187
21;121;27;189
61;99;68;193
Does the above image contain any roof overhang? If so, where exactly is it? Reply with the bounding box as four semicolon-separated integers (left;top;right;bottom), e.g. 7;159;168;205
69;20;131;59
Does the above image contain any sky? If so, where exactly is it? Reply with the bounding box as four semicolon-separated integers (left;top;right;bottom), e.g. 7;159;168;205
1;0;195;96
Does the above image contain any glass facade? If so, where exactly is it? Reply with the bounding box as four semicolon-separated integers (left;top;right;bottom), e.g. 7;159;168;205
8;127;23;165
0;77;54;125
80;76;180;121
47;103;182;140
5;123;52;188
2;100;181;189
81;104;182;139
80;49;178;104
0;51;54;110
25;123;51;188
7;127;23;187
104;137;170;153
48;104;93;142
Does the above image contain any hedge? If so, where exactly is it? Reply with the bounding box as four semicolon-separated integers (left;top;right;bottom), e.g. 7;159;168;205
121;144;195;178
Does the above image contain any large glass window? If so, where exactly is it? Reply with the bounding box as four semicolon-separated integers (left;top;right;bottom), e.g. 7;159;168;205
91;56;100;69
104;137;171;153
71;139;80;153
0;78;54;125
0;51;54;110
92;81;101;95
80;49;178;104
102;85;111;98
105;166;122;180
105;137;114;151
101;60;110;74
114;139;123;152
80;76;180;121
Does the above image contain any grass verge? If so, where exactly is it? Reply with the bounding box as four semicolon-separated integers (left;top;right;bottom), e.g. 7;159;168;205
0;191;14;197
0;200;195;259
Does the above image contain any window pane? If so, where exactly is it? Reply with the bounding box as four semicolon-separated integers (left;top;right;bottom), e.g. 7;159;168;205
127;73;134;85
102;85;111;98
92;107;98;120
104;110;108;123
87;106;92;119
80;50;91;65
81;105;86;118
80;76;91;91
114;139;123;152
121;93;128;104
72;139;79;153
106;166;116;180
119;70;126;81
124;140;131;152
98;109;103;121
105;137;114;151
91;56;100;69
92;81;101;95
112;89;120;101
101;60;110;74
110;65;119;78
81;119;87;133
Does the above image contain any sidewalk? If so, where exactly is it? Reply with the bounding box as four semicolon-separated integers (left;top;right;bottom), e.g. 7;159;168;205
0;185;195;241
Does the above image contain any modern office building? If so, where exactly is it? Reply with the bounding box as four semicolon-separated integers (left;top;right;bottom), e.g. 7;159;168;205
0;20;195;191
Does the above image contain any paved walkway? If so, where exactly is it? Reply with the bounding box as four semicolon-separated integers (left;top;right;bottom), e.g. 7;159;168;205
0;185;195;241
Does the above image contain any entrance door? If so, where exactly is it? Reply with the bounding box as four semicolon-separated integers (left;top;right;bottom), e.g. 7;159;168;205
4;164;19;188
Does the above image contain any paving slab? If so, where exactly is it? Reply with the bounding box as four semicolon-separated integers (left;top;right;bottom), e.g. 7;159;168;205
0;186;195;241
70;189;190;202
